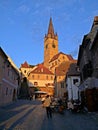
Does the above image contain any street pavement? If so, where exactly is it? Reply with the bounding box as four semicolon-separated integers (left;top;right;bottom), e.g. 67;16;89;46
0;99;98;130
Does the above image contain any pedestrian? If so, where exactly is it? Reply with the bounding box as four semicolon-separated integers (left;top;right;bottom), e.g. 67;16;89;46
43;95;52;118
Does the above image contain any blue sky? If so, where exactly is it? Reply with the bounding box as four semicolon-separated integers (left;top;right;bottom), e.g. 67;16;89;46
0;0;98;68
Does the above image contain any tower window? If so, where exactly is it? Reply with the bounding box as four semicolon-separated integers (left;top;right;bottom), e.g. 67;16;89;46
46;44;48;49
52;44;55;48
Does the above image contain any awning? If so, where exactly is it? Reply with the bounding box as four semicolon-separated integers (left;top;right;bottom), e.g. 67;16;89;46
79;77;98;91
34;91;47;94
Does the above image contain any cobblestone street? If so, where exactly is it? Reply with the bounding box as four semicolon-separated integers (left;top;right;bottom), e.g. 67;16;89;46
0;100;98;130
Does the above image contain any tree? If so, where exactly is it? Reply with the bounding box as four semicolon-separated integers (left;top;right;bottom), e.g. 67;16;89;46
19;77;30;99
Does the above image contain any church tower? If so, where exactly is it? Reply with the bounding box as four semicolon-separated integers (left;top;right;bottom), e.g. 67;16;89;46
44;18;59;68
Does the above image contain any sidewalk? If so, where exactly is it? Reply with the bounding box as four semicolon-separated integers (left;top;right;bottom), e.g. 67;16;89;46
88;111;98;122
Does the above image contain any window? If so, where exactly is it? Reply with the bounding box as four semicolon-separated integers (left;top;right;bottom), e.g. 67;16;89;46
52;63;54;66
46;76;48;79
61;82;64;88
46;44;48;49
48;83;50;86
34;82;38;85
24;70;26;73
6;87;8;95
58;59;60;62
38;75;40;79
52;44;56;48
51;76;53;80
73;79;78;85
55;61;57;65
32;75;34;79
63;56;65;59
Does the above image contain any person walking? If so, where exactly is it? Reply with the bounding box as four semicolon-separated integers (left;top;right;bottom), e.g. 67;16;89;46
43;95;52;118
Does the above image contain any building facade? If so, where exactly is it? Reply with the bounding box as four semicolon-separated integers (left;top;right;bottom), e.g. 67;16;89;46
0;47;20;106
77;16;98;111
66;63;80;101
28;64;54;95
54;60;77;98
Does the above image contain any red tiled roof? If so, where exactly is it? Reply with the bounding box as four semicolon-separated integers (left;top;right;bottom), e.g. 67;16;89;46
49;52;73;63
66;54;73;60
21;61;29;68
30;64;54;75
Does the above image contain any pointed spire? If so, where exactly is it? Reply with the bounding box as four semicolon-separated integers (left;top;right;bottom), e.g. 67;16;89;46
48;17;54;36
44;17;58;40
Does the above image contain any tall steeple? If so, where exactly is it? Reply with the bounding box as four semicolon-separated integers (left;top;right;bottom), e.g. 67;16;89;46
44;18;59;68
48;17;55;37
45;17;58;39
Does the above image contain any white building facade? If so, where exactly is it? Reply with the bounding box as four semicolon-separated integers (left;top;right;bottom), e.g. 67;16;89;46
66;63;80;101
67;76;80;101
